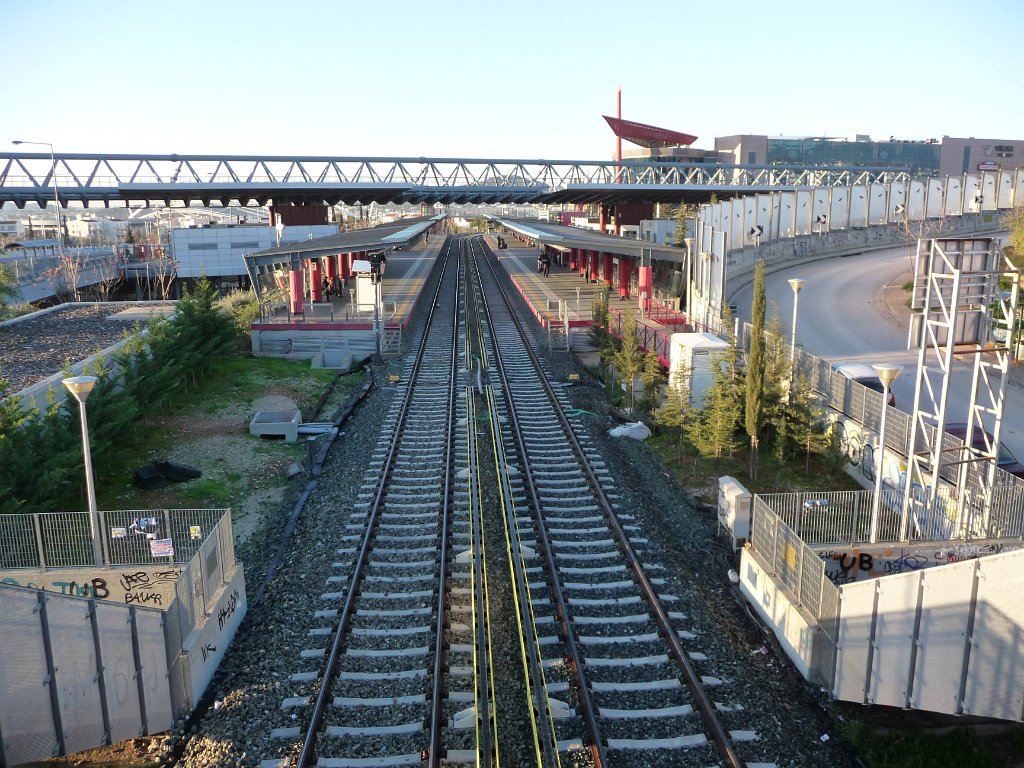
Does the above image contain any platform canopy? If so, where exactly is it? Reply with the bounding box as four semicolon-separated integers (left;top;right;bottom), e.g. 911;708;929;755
603;116;698;148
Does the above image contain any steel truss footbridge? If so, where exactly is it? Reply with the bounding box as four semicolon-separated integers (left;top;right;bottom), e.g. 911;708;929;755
0;152;910;209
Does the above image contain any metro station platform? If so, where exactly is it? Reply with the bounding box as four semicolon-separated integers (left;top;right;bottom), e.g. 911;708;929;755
252;237;442;331
489;236;695;365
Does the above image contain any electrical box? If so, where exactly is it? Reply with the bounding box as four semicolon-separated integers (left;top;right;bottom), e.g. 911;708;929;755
669;332;731;407
351;259;376;311
718;475;752;551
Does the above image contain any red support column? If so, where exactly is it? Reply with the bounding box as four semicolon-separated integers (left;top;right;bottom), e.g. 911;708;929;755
590;250;600;283
618;256;630;299
599;206;607;234
339;254;350;281
569;248;578;270
638;265;653;313
602;252;613;288
579;249;588;278
310;260;323;302
324;255;337;283
289;267;303;315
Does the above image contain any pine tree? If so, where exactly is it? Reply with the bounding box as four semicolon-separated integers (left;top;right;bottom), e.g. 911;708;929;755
745;262;767;478
654;378;691;452
612;309;644;412
688;309;742;458
639;349;665;413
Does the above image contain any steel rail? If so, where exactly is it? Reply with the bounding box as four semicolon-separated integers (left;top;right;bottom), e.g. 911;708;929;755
462;239;495;767
294;235;457;768
470;237;609;767
474;234;745;768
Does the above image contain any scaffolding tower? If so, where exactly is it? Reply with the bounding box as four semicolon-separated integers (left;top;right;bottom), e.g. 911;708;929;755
901;237;1020;541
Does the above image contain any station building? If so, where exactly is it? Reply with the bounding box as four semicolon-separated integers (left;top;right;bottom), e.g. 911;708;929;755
606;114;1021;179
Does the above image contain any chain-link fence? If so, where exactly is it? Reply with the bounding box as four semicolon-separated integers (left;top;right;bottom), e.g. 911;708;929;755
0;508;228;570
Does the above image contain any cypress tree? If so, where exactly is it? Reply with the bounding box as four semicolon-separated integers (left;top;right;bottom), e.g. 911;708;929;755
745;261;767;478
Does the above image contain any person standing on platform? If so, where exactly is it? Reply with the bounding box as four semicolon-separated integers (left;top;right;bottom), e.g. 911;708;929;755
542;253;550;277
322;276;331;301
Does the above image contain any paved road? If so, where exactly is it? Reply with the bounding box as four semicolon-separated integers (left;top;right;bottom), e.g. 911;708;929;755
727;240;1024;461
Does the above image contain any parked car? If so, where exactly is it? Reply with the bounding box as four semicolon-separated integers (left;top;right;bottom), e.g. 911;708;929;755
944;422;1024;478
832;363;896;407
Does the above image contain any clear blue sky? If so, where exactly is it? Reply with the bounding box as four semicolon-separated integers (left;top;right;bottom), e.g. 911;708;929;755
3;0;1021;160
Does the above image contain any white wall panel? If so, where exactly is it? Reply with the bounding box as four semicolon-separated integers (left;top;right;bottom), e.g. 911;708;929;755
811;189;830;231
868;183;889;226
980;173;999;211
963;551;1024;720
997;171;1015;209
778;192;797;238
965;174;983;212
729;200;744;246
795;190;812;235
868;574;918;707
743;196;757;245
945;177;964;217
849;186;868;227
889;181;909;222
908;181;926;221
756;193;773;241
833;583;875;702
926;179;946;219
830;186;851;230
913;562;974;714
1014;170;1024;208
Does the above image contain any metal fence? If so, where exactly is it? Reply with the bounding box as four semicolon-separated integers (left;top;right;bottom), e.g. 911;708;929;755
742;321;1024;543
0;508;228;570
750;495;839;626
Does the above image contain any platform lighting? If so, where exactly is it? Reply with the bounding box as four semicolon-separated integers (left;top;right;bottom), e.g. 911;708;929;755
869;364;903;544
62;376;105;566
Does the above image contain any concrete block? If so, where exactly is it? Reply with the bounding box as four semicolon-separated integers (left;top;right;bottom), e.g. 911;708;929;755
249;410;301;442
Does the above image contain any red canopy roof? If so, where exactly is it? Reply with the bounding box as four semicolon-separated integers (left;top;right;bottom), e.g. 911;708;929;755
603;115;697;148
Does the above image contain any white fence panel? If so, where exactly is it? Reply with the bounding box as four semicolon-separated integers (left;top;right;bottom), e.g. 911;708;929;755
945;177;964;217
868;183;888;225
963;551;1024;719
795;190;813;235
833;582;875;702
95;600;145;744
997;170;1015;209
868;574;918;708
926;179;946;219
48;596;106;754
849;185;868;227
908;180;926;221
914;562;974;714
0;589;58;764
980;173;999;211
136;607;175;735
829;186;850;230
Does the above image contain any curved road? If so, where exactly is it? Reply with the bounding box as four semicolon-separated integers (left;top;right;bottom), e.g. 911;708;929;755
727;238;1024;460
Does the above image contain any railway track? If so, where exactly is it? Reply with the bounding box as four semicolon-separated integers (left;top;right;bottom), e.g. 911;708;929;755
258;234;779;768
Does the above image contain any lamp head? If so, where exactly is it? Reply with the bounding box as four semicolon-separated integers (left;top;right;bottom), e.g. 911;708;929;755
63;375;98;403
871;364;903;388
788;278;806;294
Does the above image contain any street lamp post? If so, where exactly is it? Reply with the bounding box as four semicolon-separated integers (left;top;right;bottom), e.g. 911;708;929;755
62;375;105;567
787;278;806;365
869;364;903;544
683;237;694;319
12;140;63;247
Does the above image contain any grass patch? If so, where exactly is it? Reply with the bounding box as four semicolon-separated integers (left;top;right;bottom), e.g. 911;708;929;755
648;429;862;502
179;478;235;506
94;356;358;509
841;723;1004;768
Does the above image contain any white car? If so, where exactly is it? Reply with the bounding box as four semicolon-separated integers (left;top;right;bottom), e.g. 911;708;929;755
832;363;896;406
